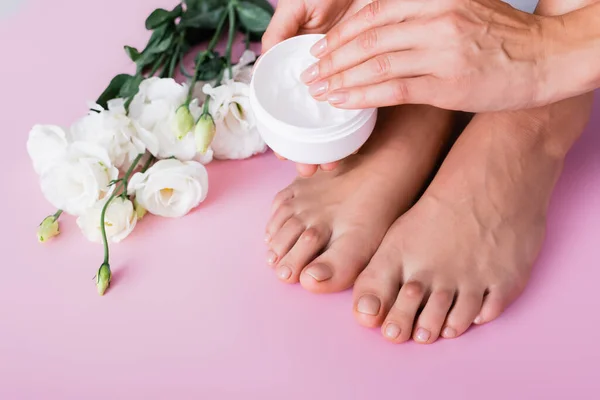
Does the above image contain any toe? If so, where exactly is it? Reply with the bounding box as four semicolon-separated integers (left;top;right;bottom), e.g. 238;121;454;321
320;162;339;172
475;288;509;325
352;241;405;328
381;281;425;343
412;288;455;344
268;217;305;268
277;226;331;284
299;231;376;293
296;164;319;177
266;202;295;242
270;188;294;217
442;289;484;339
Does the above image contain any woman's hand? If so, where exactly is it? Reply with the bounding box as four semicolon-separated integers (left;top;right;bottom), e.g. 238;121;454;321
301;0;557;112
262;0;372;53
262;0;373;176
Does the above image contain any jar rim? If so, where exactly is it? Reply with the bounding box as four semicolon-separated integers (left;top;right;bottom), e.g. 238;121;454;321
250;34;376;140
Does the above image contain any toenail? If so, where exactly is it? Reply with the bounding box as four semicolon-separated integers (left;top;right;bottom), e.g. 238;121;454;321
304;264;332;282
267;251;278;265
415;328;431;343
442;327;457;338
356;295;381;316
277;266;292;280
264;233;271;243
385;323;401;340
474;316;483;324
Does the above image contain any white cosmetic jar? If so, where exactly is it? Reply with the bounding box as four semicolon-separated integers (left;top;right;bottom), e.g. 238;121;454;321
249;34;378;165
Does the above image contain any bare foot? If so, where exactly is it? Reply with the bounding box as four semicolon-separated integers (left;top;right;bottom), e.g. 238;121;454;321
265;105;454;292
352;93;593;344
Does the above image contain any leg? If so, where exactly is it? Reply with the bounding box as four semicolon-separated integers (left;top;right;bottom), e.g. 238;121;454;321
352;92;593;343
266;105;454;292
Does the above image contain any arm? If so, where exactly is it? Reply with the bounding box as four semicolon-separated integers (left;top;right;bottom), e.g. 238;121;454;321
538;0;600;103
302;0;600;112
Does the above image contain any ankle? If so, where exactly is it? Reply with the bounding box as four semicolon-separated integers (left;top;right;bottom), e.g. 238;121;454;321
495;93;593;160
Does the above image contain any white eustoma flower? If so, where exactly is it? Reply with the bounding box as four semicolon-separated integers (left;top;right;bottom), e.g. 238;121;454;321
225;49;256;84
76;197;137;243
40;142;119;216
202;80;267;160
128;78;202;161
71;99;145;170
27;124;69;175
127;159;209;218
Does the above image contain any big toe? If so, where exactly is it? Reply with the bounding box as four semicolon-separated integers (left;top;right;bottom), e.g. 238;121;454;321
299;231;380;293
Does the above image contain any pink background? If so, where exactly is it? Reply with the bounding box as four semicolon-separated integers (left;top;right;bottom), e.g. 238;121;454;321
1;0;599;398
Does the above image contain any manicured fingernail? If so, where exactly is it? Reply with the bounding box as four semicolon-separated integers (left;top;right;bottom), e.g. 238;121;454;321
300;63;319;83
385;323;401;339
327;91;348;105
277;265;292;280
304;264;332;282
267;250;277;265
474;316;483;324
264;233;271;243
442;327;457;338
310;38;327;57
415;328;431;343
356;294;380;316
309;81;328;97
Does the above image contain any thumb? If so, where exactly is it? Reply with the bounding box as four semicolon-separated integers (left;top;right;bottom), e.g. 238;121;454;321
262;1;304;53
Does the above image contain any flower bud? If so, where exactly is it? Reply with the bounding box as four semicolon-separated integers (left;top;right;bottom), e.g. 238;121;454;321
173;105;195;140
134;198;147;220
37;215;60;243
194;114;216;154
96;263;112;296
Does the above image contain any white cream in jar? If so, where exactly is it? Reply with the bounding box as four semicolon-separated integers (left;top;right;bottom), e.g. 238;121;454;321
250;34;378;165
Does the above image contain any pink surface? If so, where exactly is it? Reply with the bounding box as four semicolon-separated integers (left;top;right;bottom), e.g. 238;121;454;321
1;0;599;399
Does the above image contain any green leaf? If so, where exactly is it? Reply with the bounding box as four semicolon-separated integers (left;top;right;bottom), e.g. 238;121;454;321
236;1;272;33
183;0;203;11
147;24;169;47
243;0;274;13
96;74;134;109
124;46;140;62
145;8;171;30
195;52;226;81
118;74;143;99
148;34;174;54
135;51;160;72
185;0;225;13
198;57;226;81
179;6;226;29
145;5;183;30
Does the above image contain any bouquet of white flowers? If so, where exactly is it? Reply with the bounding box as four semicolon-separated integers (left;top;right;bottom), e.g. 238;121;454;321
27;0;274;295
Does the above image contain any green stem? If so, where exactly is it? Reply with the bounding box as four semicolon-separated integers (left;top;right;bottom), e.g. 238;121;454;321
140;155;155;173
207;10;229;53
149;53;168;77
99;153;144;265
245;31;250;50
53;209;63;220
186;52;206;105
225;4;236;79
185;11;229;104
215;68;225;87
202;96;211;115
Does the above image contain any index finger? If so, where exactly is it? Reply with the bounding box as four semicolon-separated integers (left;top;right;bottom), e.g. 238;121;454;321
310;0;427;58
